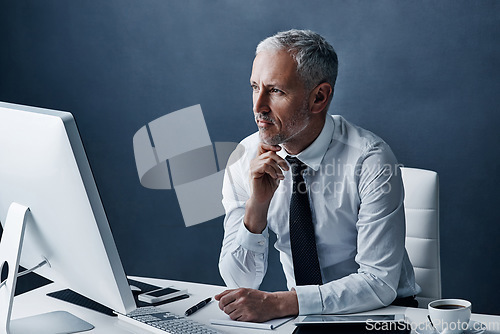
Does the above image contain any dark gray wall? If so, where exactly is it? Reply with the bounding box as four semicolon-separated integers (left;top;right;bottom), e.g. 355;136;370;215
1;0;499;314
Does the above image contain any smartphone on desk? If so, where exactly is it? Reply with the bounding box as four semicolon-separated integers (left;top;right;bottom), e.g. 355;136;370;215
138;286;188;304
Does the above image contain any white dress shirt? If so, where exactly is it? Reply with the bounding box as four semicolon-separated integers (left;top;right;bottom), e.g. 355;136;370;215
219;115;420;315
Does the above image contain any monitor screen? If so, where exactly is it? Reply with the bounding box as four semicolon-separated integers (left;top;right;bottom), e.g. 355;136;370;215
0;101;135;314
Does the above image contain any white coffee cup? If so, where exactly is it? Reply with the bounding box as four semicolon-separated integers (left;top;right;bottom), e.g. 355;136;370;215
428;299;472;334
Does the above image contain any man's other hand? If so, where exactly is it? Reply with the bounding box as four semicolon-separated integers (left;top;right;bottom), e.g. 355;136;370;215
214;288;298;323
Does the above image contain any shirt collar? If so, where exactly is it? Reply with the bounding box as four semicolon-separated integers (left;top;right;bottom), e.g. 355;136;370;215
277;115;334;171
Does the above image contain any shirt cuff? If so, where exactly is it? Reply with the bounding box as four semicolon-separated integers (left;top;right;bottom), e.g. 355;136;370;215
234;224;269;253
295;285;323;315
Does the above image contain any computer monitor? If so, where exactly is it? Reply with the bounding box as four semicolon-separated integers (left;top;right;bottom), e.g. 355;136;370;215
0;102;136;330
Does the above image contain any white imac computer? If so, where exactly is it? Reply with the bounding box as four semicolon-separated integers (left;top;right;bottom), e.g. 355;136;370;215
0;101;136;333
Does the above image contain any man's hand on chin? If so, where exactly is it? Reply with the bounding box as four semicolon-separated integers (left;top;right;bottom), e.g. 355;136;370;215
214;288;299;323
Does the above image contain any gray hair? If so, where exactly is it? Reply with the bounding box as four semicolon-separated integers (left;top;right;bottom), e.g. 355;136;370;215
256;29;338;92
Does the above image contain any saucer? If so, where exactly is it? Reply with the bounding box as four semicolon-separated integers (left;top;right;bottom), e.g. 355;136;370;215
415;320;487;334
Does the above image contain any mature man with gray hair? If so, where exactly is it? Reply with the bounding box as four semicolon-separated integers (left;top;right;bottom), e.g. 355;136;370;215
215;29;420;323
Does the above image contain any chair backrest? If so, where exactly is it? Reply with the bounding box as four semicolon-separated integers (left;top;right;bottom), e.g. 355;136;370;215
400;167;441;308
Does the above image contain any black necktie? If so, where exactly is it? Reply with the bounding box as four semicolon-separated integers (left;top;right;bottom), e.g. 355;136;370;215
286;156;323;286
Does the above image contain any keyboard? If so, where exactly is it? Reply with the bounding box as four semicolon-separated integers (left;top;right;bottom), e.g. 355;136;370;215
118;305;221;334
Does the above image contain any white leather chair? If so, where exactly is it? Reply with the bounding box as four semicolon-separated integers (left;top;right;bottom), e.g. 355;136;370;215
401;167;441;308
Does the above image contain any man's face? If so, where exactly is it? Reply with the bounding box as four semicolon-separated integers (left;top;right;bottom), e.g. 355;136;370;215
250;50;311;146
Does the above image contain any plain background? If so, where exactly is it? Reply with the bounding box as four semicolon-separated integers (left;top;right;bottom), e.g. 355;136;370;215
1;1;499;314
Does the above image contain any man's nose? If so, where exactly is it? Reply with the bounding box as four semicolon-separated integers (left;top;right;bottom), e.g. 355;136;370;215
253;90;270;114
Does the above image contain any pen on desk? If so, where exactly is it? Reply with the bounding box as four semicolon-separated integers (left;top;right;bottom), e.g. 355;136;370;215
427;315;436;330
185;297;212;316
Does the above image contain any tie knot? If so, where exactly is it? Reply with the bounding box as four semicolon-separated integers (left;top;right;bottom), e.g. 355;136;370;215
286;156;308;177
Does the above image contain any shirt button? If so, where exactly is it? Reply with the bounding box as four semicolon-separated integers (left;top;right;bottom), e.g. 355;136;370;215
258;241;265;246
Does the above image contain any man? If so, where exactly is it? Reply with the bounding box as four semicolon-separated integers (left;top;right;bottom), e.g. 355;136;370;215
215;29;420;323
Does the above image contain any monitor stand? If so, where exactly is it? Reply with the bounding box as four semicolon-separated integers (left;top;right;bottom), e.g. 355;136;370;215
0;203;94;334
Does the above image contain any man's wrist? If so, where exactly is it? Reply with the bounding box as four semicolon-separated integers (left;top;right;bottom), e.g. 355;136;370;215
244;197;271;234
270;290;299;318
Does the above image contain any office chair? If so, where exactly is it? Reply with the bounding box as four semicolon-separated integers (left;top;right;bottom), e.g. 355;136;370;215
401;167;441;308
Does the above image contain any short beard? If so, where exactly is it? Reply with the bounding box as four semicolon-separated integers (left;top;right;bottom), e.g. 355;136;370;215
258;100;310;146
260;131;285;146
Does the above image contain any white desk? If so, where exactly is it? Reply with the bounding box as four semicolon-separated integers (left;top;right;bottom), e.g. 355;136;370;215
10;277;500;334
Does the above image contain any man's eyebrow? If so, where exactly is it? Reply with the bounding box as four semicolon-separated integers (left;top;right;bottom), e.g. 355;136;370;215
250;80;281;87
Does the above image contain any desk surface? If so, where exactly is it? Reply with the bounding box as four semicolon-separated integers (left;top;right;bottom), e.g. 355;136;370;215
11;277;500;334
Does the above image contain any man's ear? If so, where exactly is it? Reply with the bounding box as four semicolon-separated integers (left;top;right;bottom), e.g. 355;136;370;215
309;82;333;114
